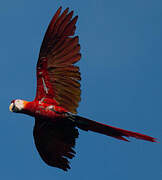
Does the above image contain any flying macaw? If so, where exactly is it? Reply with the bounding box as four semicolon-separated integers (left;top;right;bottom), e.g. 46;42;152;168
9;7;156;171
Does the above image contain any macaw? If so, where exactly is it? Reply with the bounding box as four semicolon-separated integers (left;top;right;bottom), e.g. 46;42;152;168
9;7;156;171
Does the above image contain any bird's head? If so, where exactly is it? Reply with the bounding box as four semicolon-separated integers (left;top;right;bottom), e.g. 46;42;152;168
9;99;27;113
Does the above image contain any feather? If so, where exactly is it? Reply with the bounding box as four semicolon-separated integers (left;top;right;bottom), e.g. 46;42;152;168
35;7;81;113
33;118;79;171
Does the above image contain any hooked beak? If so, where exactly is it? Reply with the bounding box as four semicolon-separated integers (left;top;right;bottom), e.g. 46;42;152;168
9;103;14;112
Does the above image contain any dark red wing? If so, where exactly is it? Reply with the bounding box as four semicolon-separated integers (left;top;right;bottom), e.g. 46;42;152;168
33;117;79;171
35;7;81;113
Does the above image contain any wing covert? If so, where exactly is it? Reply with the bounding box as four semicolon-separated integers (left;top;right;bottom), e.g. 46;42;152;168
35;7;81;113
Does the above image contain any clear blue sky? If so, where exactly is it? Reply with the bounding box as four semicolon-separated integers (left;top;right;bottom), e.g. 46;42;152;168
1;0;162;179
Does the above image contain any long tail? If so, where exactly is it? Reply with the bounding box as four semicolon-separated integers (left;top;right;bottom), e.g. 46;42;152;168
74;115;156;142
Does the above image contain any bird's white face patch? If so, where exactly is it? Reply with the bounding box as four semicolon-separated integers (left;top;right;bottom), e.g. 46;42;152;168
14;99;25;111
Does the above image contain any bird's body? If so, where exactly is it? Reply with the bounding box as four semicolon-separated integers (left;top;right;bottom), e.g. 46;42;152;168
14;99;67;118
9;7;156;171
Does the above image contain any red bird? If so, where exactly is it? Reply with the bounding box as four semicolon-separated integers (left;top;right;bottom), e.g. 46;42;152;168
9;7;156;171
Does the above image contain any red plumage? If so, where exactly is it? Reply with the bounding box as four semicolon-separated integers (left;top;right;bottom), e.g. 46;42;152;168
9;7;156;171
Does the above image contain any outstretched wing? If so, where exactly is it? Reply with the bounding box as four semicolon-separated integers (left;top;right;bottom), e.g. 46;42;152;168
33;117;79;171
35;7;81;113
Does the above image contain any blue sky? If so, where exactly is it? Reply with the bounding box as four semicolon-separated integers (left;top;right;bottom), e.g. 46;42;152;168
1;0;162;179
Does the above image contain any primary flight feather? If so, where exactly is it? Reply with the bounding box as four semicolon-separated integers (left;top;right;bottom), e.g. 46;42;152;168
9;7;156;171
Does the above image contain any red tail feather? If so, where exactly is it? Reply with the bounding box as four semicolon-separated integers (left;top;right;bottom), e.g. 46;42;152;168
75;116;156;142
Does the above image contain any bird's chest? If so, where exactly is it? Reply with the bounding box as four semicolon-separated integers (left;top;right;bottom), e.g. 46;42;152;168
35;103;66;119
